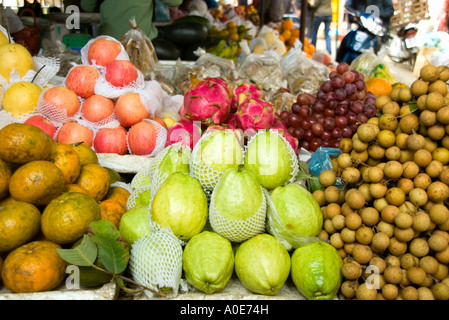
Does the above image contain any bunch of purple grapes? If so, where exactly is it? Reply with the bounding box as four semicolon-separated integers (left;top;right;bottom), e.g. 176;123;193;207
279;62;377;152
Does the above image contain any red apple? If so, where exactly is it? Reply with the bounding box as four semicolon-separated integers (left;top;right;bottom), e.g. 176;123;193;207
81;94;115;123
104;60;138;88
115;92;150;127
93;125;128;155
42;86;80;121
127;121;159;156
65;65;100;99
57;121;94;147
150;117;167;130
87;37;122;67
24;114;58;138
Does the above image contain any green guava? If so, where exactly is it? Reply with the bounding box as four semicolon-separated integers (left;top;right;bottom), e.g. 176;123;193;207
155;145;190;176
267;183;323;249
127;186;152;209
234;233;290;296
290;240;343;300
244;131;296;190
150;172;208;241
182;231;234;294
193;130;243;173
119;204;152;247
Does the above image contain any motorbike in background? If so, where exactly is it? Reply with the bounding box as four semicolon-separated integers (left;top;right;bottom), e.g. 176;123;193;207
336;8;387;65
387;23;419;71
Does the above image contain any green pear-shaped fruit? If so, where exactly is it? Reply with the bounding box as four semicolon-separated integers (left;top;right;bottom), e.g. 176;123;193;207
182;231;234;293
119;204;152;247
267;183;323;250
210;167;266;242
191;130;243;190
156;144;190;176
151;172;208;241
244;130;297;190
291;240;343;300
234;233;290;295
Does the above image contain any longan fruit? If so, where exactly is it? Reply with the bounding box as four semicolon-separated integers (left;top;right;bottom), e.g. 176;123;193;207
382;283;399;300
402;161;420;179
414;173;432;190
399;201;417;216
397;178;414;194
385;187;406;206
423;137;439;153
317;229;329;241
369;256;387;274
345;189;365;210
429;204;449;225
407;266;427;286
420;109;437;127
312;190;326;206
324;186;341;203
398;113;419;134
341;261;362;280
412;211;431;232
352;138;369;153
332;214;346;231
421;275;435;288
319;170;337;188
400;253;419;270
340;280;359;299
432;283;449;300
418;287;435;300
398;87;413;102
355;226;374;245
433;263;449;280
371;231;390;253
329;232;344;249
420;64;440;82
411;79;429;97
432;147;449;165
427;181;449;203
427;123;446;141
368;144;386;161
406;133;426;151
384;265;403;284
439;65;449;82
367;166;384;183
388;237;408;256
409;238;430;258
437;106;449;125
394;211;413;229
377;221;395;237
376;94;391;110
352;244;373;264
428;233;448;252
345;212;362;230
325;203;341;219
341;167;362;185
344;243;355;255
350;149;369;163
356;283;378;300
339;138;353;153
337;153;353;169
399;149;415;164
385;254;401;267
381;205;400;223
426;160;444;178
408;188;428;207
425;91;445;112
383;160;403;179
358;184;373;203
413;149;432;168
340;227;356;243
377;129;396;148
435;246;449;264
359;207;379;226
357;123;380;143
394;226;415;242
324;218;336;234
341;202;354;216
369;183;388;199
419;256;439;275
401;286;419;300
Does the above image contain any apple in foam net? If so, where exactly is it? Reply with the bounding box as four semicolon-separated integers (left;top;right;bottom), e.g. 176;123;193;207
57;121;94;147
42;86;80;119
24;114;57;138
127;121;159;156
93;125;128;155
115;92;150;127
81;94;115;123
104;60;138;88
65;65;100;99
87;37;122;67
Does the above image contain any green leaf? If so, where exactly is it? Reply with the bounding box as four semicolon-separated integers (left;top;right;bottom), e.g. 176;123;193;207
56;234;98;266
88;220;130;275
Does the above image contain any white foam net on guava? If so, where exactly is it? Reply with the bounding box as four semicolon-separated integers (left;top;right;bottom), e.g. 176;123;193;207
126;119;167;157
264;188;323;251
129;230;186;299
126;184;152;211
130;166;152;191
189;131;244;193
243;129;300;188
209;182;267;243
148;143;191;199
110;181;133;194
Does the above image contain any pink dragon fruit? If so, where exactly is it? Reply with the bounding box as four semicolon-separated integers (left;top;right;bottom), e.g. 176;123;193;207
165;118;202;150
231;82;265;111
223;112;239;129
271;118;299;153
180;77;232;125
235;97;276;131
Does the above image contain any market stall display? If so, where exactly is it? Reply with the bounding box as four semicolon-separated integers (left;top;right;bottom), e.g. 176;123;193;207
0;2;449;302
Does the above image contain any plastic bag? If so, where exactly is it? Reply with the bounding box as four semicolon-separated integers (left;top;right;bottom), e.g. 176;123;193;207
350;48;397;84
280;42;329;95
121;17;158;80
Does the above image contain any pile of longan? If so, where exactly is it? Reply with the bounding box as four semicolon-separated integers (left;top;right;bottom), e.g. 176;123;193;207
313;64;449;300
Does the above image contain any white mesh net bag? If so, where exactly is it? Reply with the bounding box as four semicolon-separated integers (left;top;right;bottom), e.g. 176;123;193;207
80;35;130;67
129;229;186;299
94;68;145;100
244;129;299;190
126;119;167;157
148;143;191;199
189;130;244;193
209;173;267;243
130;166;152;191
126;184;152;211
264;188;323;251
36;90;83;126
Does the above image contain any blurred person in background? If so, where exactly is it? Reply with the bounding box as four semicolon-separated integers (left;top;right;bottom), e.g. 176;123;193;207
308;0;332;54
344;0;394;32
255;0;285;26
81;0;183;40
